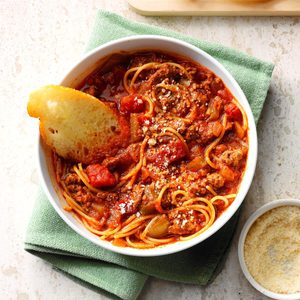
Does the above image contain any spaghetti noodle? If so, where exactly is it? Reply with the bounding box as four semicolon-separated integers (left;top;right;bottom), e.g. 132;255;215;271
54;50;249;249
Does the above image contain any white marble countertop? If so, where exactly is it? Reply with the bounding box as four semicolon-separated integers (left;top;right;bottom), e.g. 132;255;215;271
1;1;299;299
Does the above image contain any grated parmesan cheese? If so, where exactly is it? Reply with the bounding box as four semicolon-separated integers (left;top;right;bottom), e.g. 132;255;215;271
244;205;300;294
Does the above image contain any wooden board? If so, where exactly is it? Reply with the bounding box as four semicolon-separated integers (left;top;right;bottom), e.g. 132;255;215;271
128;0;300;16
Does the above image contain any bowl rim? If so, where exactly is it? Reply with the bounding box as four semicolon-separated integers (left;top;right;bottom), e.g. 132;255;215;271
238;199;300;299
38;34;258;256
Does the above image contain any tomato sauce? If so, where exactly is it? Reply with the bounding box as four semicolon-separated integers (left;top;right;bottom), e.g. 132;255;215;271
54;51;249;246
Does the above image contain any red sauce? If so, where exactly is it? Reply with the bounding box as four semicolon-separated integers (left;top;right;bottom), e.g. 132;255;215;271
54;51;249;247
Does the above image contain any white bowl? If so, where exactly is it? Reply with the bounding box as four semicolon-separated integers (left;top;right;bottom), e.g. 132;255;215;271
38;35;258;256
238;199;300;300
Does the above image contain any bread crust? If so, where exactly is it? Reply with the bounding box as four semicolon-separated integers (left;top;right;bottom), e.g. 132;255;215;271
28;85;129;164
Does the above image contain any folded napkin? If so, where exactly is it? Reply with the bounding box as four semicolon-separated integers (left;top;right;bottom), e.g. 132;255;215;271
25;10;274;300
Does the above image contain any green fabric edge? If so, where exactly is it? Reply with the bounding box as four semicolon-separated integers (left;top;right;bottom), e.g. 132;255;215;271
26;248;147;300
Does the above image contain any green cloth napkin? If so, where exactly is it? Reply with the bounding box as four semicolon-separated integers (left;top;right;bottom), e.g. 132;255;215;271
25;10;274;300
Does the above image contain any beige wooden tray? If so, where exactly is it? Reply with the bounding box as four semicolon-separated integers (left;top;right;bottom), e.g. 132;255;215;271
128;0;300;16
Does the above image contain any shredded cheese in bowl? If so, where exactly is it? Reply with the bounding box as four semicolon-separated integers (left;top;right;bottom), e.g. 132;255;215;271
245;206;300;294
242;204;300;297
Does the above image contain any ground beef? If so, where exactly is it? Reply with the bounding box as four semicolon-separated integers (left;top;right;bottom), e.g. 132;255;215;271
159;94;190;116
64;173;81;185
118;184;144;216
66;184;83;194
146;139;187;168
63;173;85;195
168;210;199;235
102;143;140;170
129;52;159;68
95;191;119;203
188;179;208;196
207;173;225;188
206;96;223;121
83;85;99;97
73;188;94;204
185;120;215;145
193;69;208;83
101;70;116;85
155;80;191;117
210;78;224;96
144;64;187;93
220;149;243;167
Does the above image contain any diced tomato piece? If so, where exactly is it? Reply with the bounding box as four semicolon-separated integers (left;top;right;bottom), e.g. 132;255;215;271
214;144;227;155
217;89;232;102
187;156;207;171
225;103;242;122
153;140;187;167
141;167;151;182
212;121;223;137
86;164;117;188
120;94;145;114
190;145;204;159
213;200;225;211
138;114;152;125
170;140;187;162
219;165;236;182
169;140;187;162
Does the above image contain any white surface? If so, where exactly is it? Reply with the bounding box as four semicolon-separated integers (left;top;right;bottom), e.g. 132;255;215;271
40;35;257;257
238;199;300;300
1;1;300;299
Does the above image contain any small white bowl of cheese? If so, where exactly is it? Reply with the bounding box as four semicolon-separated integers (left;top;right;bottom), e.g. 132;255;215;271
238;199;300;300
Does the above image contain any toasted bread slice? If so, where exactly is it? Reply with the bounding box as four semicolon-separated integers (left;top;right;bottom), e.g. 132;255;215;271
28;85;129;164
